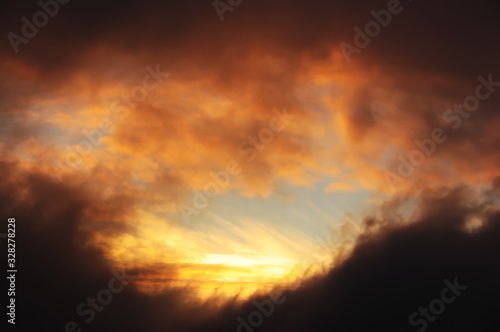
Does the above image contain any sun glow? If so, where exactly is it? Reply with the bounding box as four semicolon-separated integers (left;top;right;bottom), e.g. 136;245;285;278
89;210;332;301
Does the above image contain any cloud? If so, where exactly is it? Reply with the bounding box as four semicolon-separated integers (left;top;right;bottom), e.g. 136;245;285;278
1;0;500;330
2;158;499;331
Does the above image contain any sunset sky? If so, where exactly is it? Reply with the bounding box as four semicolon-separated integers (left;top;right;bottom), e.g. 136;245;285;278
1;0;500;331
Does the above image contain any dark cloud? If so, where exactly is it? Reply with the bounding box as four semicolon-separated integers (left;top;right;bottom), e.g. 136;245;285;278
2;0;499;82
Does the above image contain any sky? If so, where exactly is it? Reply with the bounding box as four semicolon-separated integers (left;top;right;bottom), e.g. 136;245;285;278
0;0;499;331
